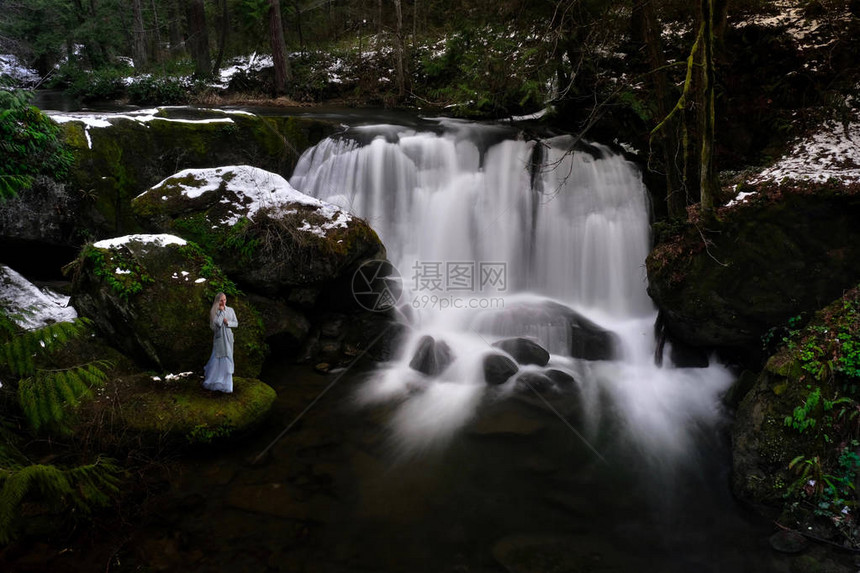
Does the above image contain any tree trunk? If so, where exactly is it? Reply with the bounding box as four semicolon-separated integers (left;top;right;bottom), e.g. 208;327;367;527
167;0;184;55
212;0;229;75
635;0;684;219
149;0;162;64
268;0;291;94
131;0;148;69
393;0;405;97
186;0;210;77
699;0;718;217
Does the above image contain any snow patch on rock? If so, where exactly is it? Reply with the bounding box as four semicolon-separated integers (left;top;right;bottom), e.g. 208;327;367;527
94;234;188;250
0;264;77;331
145;165;353;233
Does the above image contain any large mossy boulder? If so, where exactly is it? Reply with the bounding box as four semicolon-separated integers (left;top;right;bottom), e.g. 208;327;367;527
732;284;860;512
647;183;860;356
130;165;385;295
54;107;338;238
119;374;277;445
69;233;267;376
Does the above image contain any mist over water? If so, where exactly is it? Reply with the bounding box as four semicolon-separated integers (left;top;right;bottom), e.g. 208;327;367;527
290;121;734;465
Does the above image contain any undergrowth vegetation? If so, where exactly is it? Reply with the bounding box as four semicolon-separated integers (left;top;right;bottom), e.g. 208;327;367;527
0;314;120;544
768;289;860;547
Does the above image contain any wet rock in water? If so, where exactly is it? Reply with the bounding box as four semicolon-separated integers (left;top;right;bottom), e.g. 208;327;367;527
669;339;709;368
472;299;619;361
768;530;807;554
569;313;618;361
514;372;554;394
544;369;576;387
492;337;550;366
409;335;454;376
484;353;519;385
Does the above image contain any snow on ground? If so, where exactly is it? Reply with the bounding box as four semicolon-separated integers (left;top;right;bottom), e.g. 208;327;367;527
144;165;352;234
0;264;77;331
733;0;851;65
211;53;274;89
728;113;860;206
0;54;40;86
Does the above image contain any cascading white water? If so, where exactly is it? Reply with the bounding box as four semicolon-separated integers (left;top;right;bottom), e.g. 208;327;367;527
291;120;734;463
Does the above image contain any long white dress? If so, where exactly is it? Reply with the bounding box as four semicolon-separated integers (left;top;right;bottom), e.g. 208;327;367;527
203;306;238;393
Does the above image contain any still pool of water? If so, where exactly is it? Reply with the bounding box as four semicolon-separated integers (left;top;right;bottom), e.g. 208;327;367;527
107;361;784;573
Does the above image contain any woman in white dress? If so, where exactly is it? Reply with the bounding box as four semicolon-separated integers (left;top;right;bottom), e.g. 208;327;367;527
203;292;238;393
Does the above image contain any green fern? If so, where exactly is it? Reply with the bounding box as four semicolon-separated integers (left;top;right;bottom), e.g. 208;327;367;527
17;361;111;431
0;318;93;377
0;457;121;545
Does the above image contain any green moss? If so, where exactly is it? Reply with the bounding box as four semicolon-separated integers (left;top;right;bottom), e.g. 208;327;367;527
83;244;154;298
120;377;276;444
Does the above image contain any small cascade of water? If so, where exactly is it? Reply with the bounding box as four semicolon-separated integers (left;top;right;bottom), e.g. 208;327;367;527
290;121;733;464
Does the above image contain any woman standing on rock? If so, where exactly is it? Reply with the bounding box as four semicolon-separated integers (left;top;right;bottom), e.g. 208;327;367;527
203;292;237;393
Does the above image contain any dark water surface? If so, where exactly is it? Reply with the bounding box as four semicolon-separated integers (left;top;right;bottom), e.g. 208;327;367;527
87;360;788;573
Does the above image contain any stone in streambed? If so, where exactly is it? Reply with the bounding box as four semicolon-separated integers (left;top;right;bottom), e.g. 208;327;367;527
409;335;454;376
544;369;576;387
514;372;554;394
484;353;519;385
492;337;550;366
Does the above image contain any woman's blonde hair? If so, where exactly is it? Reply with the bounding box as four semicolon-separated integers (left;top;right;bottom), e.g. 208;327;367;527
209;292;226;329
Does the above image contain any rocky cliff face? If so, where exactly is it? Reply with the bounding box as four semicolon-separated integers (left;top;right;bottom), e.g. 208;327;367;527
647;181;860;363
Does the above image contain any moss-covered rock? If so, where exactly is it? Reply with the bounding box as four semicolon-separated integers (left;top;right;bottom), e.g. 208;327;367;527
119;374;276;445
130;165;386;294
68;233;267;377
647;181;860;358
57;108;338;239
732;284;860;520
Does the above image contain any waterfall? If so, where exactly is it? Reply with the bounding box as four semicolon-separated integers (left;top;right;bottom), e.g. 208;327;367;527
290;120;733;463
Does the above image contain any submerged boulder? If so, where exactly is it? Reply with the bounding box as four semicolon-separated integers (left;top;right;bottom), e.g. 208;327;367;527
69;233;267;376
472;299;619;361
483;353;519;385
409;335;454;376
492;337;550;366
131;165;385;295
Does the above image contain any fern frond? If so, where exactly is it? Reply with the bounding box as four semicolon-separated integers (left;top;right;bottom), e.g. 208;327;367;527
0;318;92;377
17;360;111;431
66;457;122;510
0;464;71;544
0;456;121;545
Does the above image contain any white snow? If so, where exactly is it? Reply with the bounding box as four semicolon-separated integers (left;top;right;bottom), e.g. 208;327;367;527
212;53;274;89
746;118;860;186
725;190;759;207
94;234;188;249
143;165;353;233
0;264;78;331
0;54;40;85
